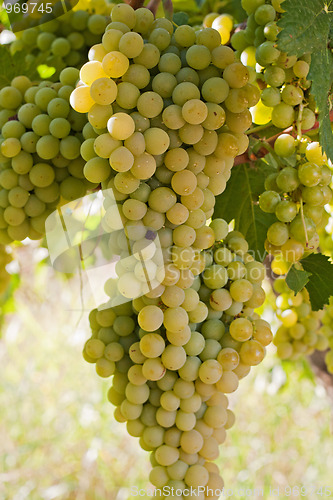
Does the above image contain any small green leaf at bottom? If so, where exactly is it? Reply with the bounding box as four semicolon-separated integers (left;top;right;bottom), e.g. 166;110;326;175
300;253;333;311
286;265;311;295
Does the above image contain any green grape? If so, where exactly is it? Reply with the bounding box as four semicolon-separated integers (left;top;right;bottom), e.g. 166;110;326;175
301;186;324;206
90;78;118;106
201;77;229;104
271;103;295;128
298;162;322;187
276;167;300;192
281;84;304;106
261;87;281;107
47;98;70;119
293;60;309;78
241;0;265;15
274;134;296;157
275;200;297;222
2;120;26;140
264;65;286;87
0;86;22;109
267;221;289;246
259;190;281;213
289;215;316;243
36;135;60;160
84;157;111;183
31;114;51;136
256;41;280;65
301;108;316;130
29;163;55;188
60;177;85;201
8;187;29;208
60;136;81;160
1;138;21;158
254;4;276;25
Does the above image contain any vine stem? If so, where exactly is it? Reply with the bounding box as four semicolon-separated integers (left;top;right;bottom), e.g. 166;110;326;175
123;0;145;8
146;0;161;14
245;122;273;135
296;103;304;139
235;109;333;167
300;197;309;247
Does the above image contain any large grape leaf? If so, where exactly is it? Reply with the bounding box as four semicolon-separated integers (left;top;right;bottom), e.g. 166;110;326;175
277;0;333;162
213;162;276;261
300;253;333;311
308;49;333;162
277;0;333;56
286;265;311;295
0;45;39;89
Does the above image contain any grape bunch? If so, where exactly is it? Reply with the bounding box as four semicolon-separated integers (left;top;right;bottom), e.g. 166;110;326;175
259;138;332;264
0;244;12;297
0;70;95;244
68;3;274;494
273;277;328;361
83;222;272;496
11;8;110;81
71;3;260;266
231;0;316;130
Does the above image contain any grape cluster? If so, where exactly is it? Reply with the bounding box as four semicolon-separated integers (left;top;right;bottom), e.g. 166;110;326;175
71;3;260;272
69;4;274;492
232;0;315;130
273;277;327;361
0;244;12;297
0;70;94;244
83;222;272;496
11;8;110;81
259;138;332;264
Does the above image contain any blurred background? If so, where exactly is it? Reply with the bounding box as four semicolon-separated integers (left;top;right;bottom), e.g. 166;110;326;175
1;245;333;500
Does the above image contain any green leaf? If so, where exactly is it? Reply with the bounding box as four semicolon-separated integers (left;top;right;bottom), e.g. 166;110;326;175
173;11;189;25
0;45;39;89
300;253;333;311
213;163;276;261
277;0;333;161
277;0;333;56
308;48;333;162
286;265;311;295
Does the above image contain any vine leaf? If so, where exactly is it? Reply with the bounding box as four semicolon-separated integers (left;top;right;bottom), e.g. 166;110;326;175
173;11;189;25
308;48;333;162
300;253;333;311
286;265;311;295
213;163;276;262
0;45;38;89
277;0;333;162
277;0;333;56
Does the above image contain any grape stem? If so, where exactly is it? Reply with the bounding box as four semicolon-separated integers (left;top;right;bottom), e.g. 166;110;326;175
299;197;309;247
146;0;162;14
124;0;145;9
235;109;333;166
245;122;273;135
296;102;304;139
